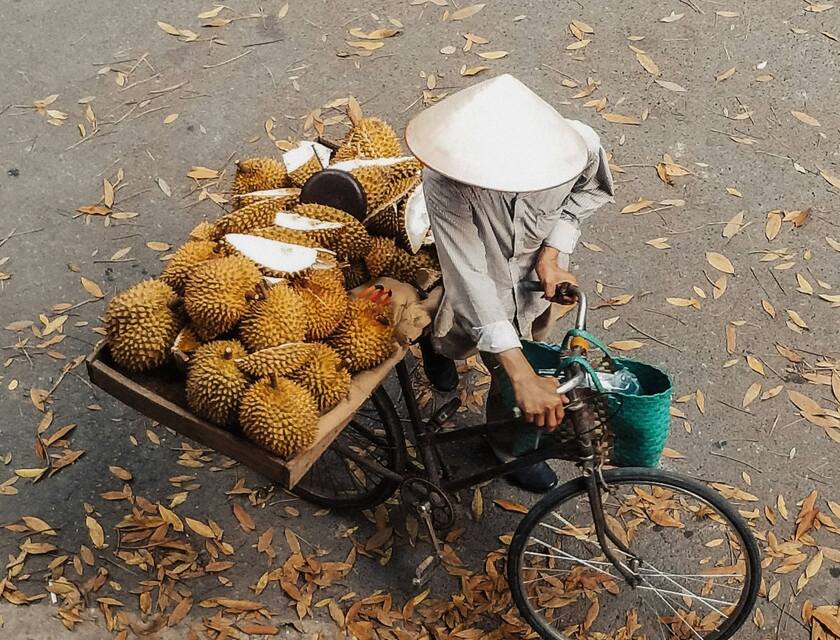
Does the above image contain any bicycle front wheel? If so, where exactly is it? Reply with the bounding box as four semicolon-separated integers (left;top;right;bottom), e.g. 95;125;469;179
508;468;760;640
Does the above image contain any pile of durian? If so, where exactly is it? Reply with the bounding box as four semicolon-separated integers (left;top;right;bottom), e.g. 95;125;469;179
103;112;438;460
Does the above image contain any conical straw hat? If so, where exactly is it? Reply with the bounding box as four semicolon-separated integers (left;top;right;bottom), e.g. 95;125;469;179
405;74;588;192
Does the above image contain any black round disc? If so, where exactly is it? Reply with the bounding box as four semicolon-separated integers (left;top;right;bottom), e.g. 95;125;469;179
299;168;367;220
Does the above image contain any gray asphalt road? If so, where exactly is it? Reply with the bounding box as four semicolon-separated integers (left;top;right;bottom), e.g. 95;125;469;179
2;0;839;638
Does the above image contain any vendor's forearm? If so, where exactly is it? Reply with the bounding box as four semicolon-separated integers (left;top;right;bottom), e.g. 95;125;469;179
496;348;536;384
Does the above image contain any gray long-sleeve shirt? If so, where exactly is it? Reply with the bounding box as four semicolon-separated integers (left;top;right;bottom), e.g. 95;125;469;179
423;120;614;359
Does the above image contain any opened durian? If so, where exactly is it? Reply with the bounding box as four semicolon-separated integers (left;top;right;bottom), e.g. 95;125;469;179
283;142;332;188
335;158;421;214
232;157;289;195
212;199;291;239
230;187;299;211
236;342;317;378
333;117;403;162
327;296;396;372
364;182;430;254
183;255;263;340
105;279;183;372
288;343;351;413
160;240;220;294
239;377;319;459
291;266;349;339
292;203;372;261
186;340;249;426
223;233;327;277
239;282;307;352
242;210;345;249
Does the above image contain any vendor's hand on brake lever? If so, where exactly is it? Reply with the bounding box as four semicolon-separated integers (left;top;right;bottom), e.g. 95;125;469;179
512;374;568;432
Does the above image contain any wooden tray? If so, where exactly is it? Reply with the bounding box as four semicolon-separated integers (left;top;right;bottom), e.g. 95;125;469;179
86;341;407;489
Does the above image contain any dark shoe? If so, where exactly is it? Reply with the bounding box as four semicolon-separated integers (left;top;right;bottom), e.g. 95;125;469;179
506;461;559;493
418;334;459;392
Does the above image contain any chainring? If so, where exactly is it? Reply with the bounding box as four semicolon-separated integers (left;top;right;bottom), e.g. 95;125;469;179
399;477;455;530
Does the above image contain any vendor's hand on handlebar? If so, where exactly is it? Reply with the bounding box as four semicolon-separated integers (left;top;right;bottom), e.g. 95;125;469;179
535;247;578;304
512;374;568;431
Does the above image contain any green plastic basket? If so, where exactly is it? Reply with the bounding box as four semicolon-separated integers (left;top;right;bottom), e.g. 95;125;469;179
499;331;672;467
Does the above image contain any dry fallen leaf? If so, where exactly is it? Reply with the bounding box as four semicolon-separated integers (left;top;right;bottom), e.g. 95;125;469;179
609;340;644;351
80;277;104;299
450;3;485;20
493;499;528;514
791;111;820;127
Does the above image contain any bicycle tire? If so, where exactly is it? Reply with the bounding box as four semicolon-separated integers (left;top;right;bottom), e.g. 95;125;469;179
292;387;406;510
508;467;761;640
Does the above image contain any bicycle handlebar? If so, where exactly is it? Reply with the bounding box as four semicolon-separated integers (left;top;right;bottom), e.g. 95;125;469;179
522;281;588;331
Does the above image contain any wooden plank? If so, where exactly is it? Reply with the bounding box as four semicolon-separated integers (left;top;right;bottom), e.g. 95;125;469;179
87;347;291;485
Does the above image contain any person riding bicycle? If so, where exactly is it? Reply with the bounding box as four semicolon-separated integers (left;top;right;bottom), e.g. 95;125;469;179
405;74;614;493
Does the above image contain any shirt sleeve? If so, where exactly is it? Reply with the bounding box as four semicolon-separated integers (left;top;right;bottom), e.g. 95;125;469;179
543;120;615;254
423;170;521;354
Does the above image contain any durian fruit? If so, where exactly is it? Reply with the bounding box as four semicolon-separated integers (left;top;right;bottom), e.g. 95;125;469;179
183;255;263;340
241;225;321;249
188;221;217;242
333;117;403;162
241;211;345;250
160;240;220;294
343;259;370;289
232;157;289;195
212;199;290;239
288;343;352;413
171;325;203;370
238;282;307;352
327;297;396;372
291;267;349;340
364;183;430;254
292;203;373;261
185;340;249;426
283;142;331;188
230;187;299;211
236;342;318;378
223;233;328;277
239;377;319;459
350;164;421;213
105;279;183;372
364;237;438;284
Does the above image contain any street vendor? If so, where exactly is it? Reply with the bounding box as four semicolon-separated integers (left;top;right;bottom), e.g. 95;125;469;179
405;74;614;493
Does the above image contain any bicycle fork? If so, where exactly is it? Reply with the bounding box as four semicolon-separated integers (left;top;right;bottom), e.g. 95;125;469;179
566;371;642;588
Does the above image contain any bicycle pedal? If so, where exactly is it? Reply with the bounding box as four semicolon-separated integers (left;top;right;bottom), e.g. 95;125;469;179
412;554;440;588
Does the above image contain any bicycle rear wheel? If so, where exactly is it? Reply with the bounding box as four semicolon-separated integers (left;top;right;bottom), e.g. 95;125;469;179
291;387;406;510
508;468;760;640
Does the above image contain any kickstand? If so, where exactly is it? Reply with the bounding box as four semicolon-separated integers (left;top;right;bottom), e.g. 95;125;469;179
412;502;444;587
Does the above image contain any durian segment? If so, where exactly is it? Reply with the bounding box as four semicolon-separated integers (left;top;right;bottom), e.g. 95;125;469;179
364;182;429;254
291;268;349;340
183;255;263;340
212;199;291;239
188;221;217;242
275;211;344;232
330;156;421;174
333;117;403;162
291;203;373;261
352;168;420;214
105;280;183;372
283;141;332;188
242;226;321;249
236;342;318;378
327;297;396;372
288;343;351;412
343;259;371;289
160;240;220;294
223;234;321;275
186;340;249;426
230;188;300;213
364;236;437;284
232;157;289;195
239;283;307;352
239;378;319;459
172;325;203;356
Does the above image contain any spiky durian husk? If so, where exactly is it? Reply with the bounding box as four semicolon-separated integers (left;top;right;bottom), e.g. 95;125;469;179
223;226;321;252
288;343;351;412
291;270;349;340
212;200;291;239
230;189;299;212
105;280;183;372
351;161;421;214
238;283;307;352
239;378;319;459
236;343;318;378
364;237;434;284
188;221;217;242
183;256;263;341
333;117;403;162
288;155;323;188
232;157;289;195
343;259;370;289
293;203;372;261
327;297;396;372
160;241;220;295
185;340;249;426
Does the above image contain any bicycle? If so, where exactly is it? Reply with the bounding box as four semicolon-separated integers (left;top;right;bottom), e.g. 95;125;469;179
291;283;761;639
